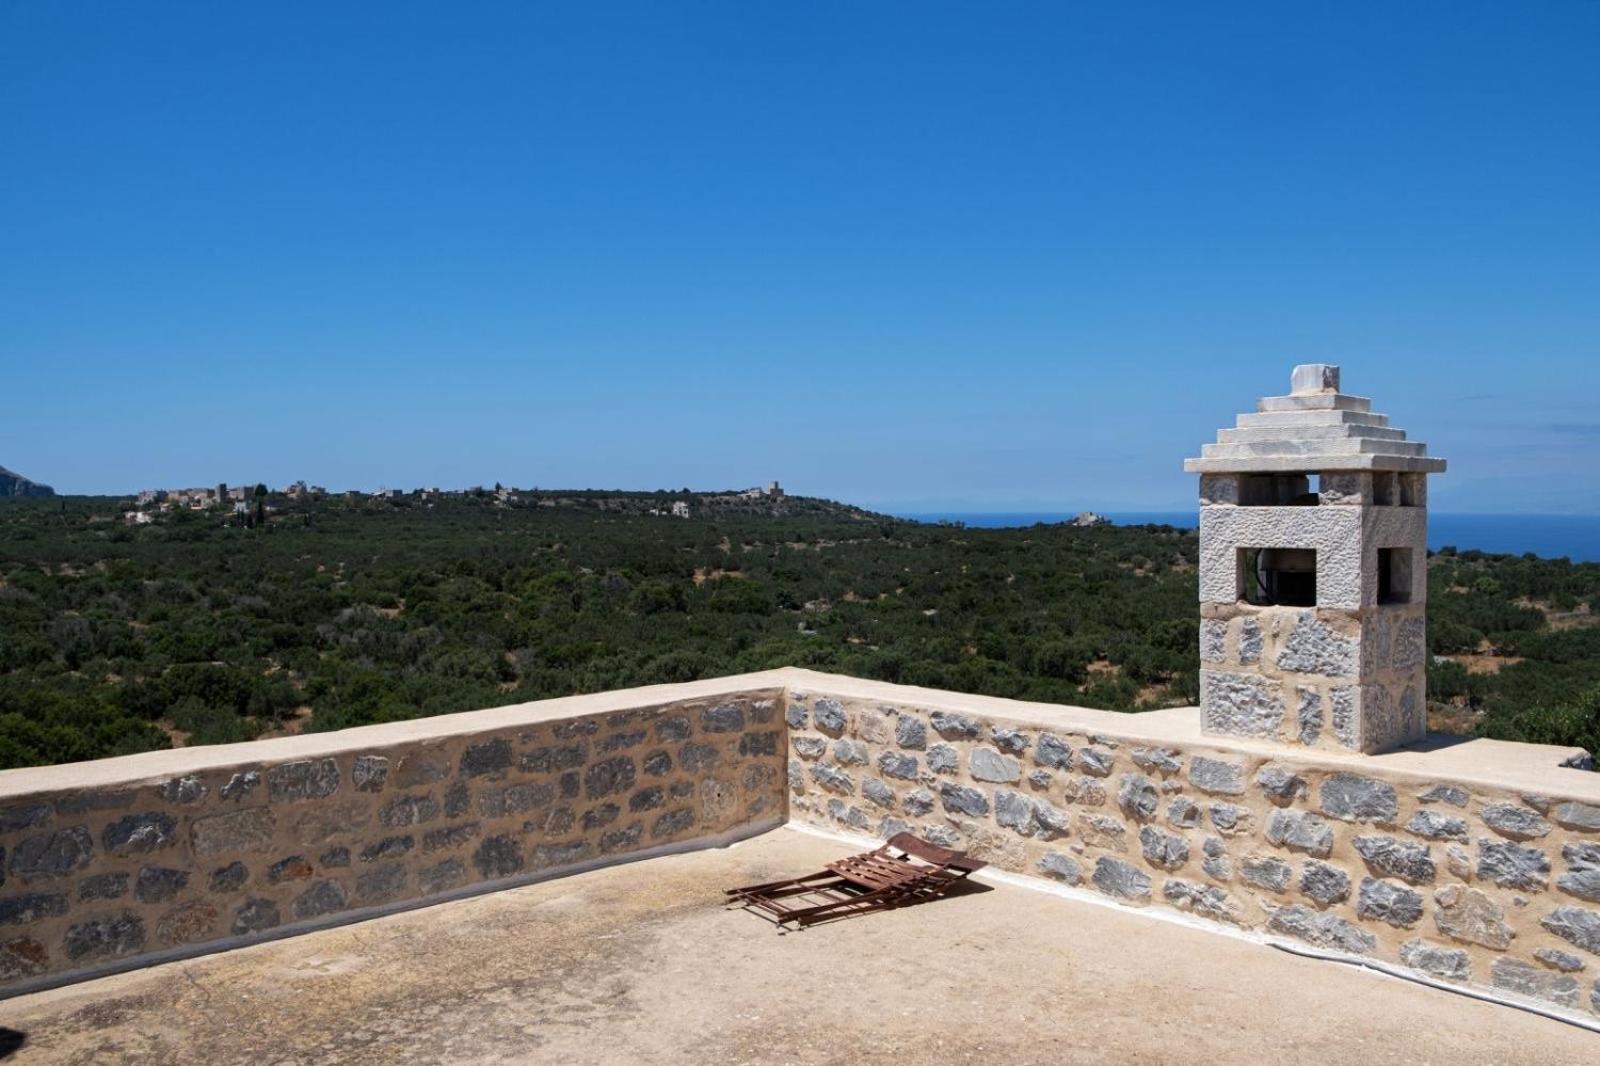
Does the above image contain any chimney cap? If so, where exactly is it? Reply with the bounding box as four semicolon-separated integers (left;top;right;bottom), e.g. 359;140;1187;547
1291;364;1340;395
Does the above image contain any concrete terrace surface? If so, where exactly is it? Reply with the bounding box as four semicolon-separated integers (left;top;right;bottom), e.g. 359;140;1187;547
2;830;1593;1065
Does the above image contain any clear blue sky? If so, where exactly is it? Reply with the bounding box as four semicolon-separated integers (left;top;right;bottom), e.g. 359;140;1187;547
2;3;1597;512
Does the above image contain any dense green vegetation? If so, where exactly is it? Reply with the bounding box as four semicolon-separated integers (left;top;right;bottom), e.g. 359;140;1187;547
0;492;1595;769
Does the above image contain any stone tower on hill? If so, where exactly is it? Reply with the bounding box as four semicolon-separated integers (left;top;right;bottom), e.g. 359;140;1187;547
1185;364;1446;754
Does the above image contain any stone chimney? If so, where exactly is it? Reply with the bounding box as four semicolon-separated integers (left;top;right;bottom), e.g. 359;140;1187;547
1184;365;1446;753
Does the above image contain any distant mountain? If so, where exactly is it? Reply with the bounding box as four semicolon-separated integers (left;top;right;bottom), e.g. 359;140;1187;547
0;465;55;497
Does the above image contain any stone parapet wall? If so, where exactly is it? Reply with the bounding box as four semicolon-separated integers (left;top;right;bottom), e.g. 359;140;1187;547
1;668;1596;1023
783;677;1600;1022
0;685;786;995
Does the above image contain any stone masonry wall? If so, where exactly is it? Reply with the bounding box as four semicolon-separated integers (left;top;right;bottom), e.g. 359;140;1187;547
1199;601;1428;753
785;685;1600;1021
0;688;786;995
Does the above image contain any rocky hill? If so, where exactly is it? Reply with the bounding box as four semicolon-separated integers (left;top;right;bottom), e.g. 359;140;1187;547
0;465;54;497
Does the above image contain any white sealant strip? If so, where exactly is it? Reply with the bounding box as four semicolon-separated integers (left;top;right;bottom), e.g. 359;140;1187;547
781;821;1600;1035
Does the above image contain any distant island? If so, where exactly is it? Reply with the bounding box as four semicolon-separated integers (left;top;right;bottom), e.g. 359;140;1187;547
0;465;54;497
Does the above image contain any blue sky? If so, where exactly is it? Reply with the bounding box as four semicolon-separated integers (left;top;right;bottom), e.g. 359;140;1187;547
2;3;1596;512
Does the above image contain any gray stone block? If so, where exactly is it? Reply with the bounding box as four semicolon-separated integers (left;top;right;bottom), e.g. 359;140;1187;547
1534;948;1586;973
1553;801;1600;832
1077;747;1114;777
356;863;408;905
832;739;869;766
79;872;129;900
1209;803;1254;837
1399;938;1471;981
894;717;926;750
1559;842;1600;903
995;789;1036;835
10;827;94;881
1238;619;1263;664
1033;800;1070;840
927;744;959;775
990;727;1031;754
208;862;248;893
969;747;1022;784
231;898;280;936
1132;748;1182;775
103;812;179;856
379;794;440;829
292;880;348;920
1166;798;1202;830
1541;905;1600;955
1139;827;1189;871
877;752;918;780
1255;767;1306;805
1078;814;1128;852
1491;958;1580;1008
1352;835;1435;885
1300;861;1350;905
1117;774;1159;822
1265;809;1333;857
1188;757;1245;796
902;789;935;817
583;756;637;799
701;703;745;733
938;783;989;818
1405;810;1468;843
1276;613;1357;678
1092;856;1151;901
1201;671;1284;739
351;756;389;793
64;915;146;962
1477;839;1550;890
268;758;344;800
1241;855;1292;892
1418;784;1470;808
810;763;854;795
1297;690;1322;746
810;699;846;735
1481;802;1552;842
1267;904;1375;954
134;867;189;904
1201;840;1233;882
1319;773;1397;824
159;776;208;804
1034;733;1073;770
1062;776;1107;806
1432;884;1514;949
1038;852;1082;885
825;800;870;832
1163;879;1244;924
928;710;980;739
1357;877;1423;928
0;894;67;926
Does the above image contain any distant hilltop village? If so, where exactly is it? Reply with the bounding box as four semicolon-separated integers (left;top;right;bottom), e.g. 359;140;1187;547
121;479;804;526
0;465;55;497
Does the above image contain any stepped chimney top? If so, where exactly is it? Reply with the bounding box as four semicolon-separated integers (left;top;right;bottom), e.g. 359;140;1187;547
1184;364;1446;475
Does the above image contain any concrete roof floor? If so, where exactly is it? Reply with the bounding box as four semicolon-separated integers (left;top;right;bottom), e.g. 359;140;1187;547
3;828;1594;1065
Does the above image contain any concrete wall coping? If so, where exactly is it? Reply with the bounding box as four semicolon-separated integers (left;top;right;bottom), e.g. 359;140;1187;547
2;667;1593;804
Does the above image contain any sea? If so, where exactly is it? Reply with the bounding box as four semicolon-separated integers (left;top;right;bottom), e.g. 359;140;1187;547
895;512;1600;563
